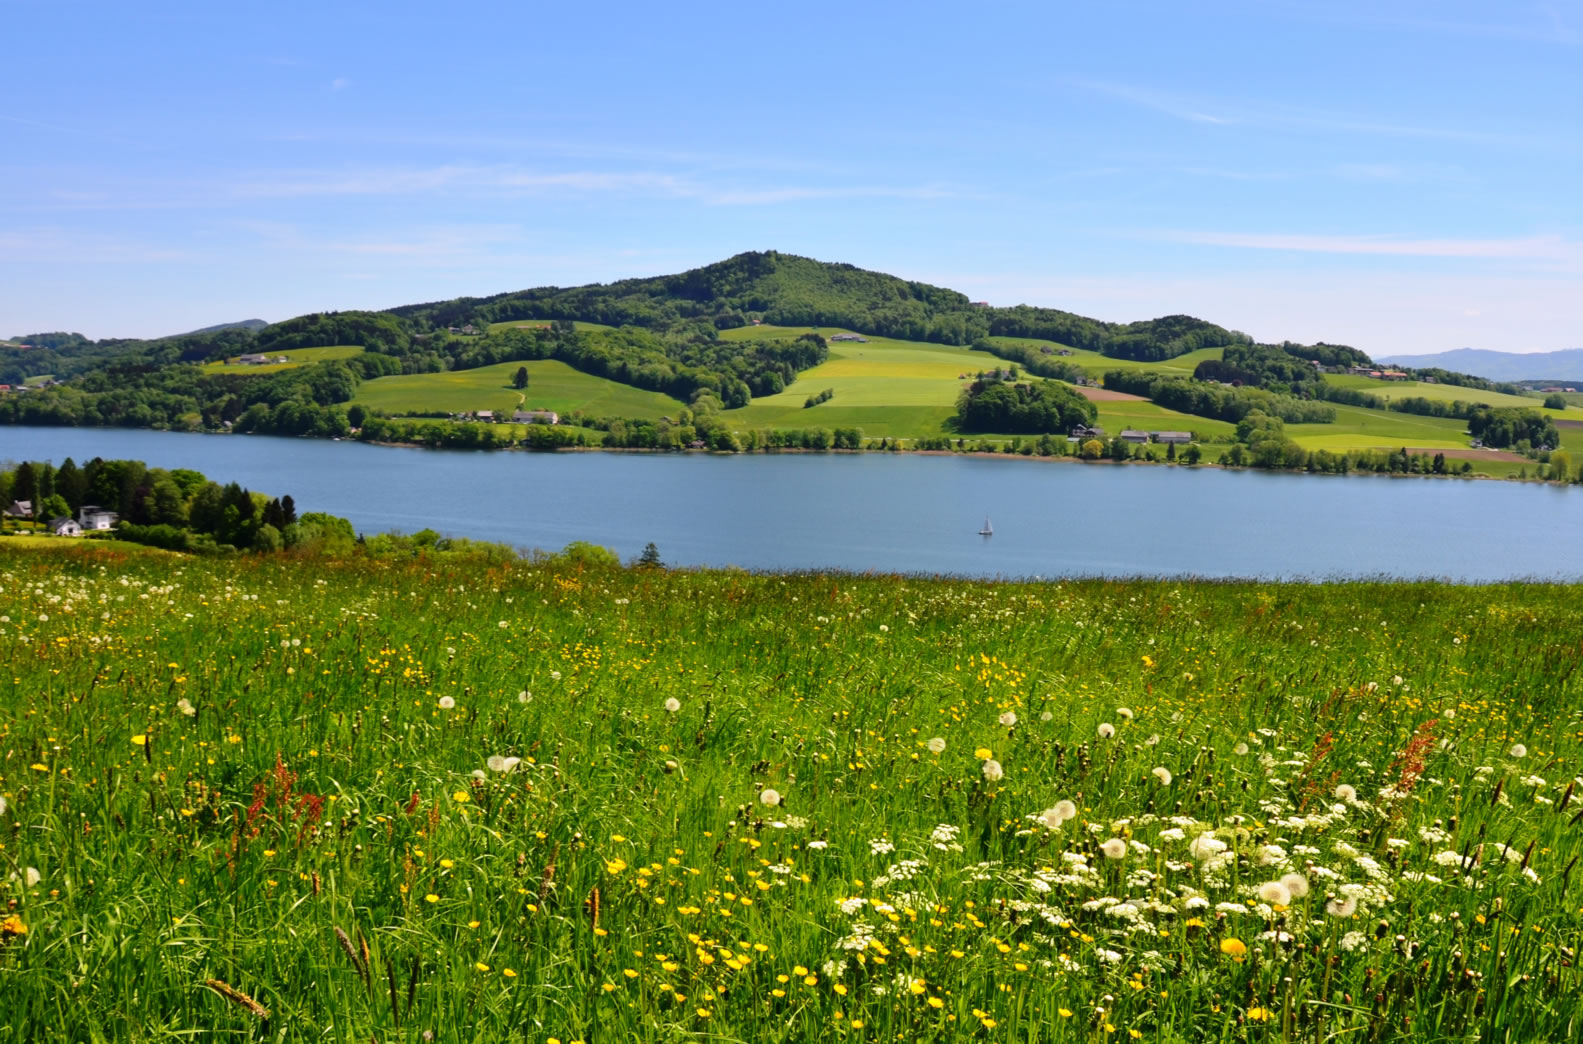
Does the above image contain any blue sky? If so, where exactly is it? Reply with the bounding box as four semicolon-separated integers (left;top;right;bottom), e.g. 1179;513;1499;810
3;0;1579;354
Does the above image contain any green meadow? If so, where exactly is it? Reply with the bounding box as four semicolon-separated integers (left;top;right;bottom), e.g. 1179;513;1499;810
354;359;684;421
986;339;1226;380
720;327;1222;441
1324;375;1564;415
201;345;366;375
3;545;1583;1041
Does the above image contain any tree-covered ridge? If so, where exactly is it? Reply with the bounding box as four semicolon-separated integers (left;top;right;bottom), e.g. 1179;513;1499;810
387;251;1252;361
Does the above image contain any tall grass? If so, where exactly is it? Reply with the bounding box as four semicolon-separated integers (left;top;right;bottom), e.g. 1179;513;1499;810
1;546;1580;1041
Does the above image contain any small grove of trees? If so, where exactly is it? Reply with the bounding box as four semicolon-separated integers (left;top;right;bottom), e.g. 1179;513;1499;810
954;378;1097;434
1102;371;1336;425
803;388;834;408
1544;393;1568;410
1467;407;1560;450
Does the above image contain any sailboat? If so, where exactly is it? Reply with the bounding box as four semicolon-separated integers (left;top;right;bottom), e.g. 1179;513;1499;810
978;516;994;536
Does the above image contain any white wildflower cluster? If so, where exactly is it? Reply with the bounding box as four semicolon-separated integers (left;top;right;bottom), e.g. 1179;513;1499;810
930;823;964;852
868;837;896;856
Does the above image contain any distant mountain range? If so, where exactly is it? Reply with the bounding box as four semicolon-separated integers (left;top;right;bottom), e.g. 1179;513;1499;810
181;319;269;336
1376;348;1583;382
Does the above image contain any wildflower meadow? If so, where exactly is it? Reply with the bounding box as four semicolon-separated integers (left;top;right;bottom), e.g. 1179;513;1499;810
2;544;1581;1041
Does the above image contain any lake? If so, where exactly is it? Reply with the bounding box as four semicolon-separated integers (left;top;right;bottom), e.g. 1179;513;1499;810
2;426;1579;580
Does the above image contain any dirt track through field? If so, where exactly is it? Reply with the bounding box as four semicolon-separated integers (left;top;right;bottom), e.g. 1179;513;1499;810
1073;386;1147;402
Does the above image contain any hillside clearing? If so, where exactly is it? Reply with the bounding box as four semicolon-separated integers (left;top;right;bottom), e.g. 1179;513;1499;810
354;359;684;420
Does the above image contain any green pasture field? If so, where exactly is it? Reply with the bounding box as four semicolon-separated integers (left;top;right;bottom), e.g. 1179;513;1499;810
722;328;1222;441
0;533;172;554
200;345;365;375
1325;375;1561;414
985;339;1226;379
354;359;684;421
487;320;614;334
3;546;1582;1041
20;374;54;387
1286;403;1475;452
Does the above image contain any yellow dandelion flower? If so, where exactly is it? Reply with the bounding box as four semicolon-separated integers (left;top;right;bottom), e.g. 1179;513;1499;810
1220;937;1248;960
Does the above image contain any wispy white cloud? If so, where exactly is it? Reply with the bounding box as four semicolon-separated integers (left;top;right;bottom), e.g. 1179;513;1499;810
0;225;191;262
1072;79;1558;148
1162;230;1579;261
330;77;351;91
227;164;963;207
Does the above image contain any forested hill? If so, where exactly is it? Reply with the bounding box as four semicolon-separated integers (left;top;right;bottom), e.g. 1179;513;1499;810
386;251;1255;362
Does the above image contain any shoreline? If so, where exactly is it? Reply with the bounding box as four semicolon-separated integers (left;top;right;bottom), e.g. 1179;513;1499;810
0;422;1559;487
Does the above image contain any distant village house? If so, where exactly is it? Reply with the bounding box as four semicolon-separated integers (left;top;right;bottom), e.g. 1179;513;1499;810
48;517;82;537
77;505;119;530
513;410;559;425
5;499;32;518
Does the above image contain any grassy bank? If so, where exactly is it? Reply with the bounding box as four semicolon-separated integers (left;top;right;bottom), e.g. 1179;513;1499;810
2;546;1580;1040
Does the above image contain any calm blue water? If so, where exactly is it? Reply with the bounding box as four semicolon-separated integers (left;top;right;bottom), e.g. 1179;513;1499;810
2;426;1579;580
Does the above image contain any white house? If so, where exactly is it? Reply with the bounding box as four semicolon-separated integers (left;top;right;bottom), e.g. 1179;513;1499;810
78;505;119;530
48;517;83;537
4;499;30;518
513;410;559;425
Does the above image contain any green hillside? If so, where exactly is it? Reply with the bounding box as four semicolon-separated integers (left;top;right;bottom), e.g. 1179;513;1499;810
391;251;1249;362
1325;374;1563;414
200;345;364;374
355;359;684;421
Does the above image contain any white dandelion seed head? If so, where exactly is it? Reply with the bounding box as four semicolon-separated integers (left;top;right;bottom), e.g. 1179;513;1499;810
176;698;196;717
1442;708;1455;719
550;671;561;681
24;866;40;888
1146;734;1161;746
1334;784;1357;802
1040;710;1054;722
471;769;487;780
1258;881;1292;906
1189;834;1227;861
1326;896;1358;918
518;690;531;703
981;759;1004;782
760;788;782;807
664;697;682;713
1038;807;1066;830
1233;742;1250;755
1117;707;1133;720
1097;723;1116;739
1054;799;1078;822
1509;743;1528;758
1280;873;1310;899
927;737;946;754
438;695;456;710
998;711;1018;728
1151;766;1172;786
1101;838;1128;860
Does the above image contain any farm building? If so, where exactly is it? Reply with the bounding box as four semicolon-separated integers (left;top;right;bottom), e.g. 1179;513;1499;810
1151;431;1193;444
513;410;559;425
47;517;82;537
5;500;32;518
77;506;119;531
1120;430;1151;444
